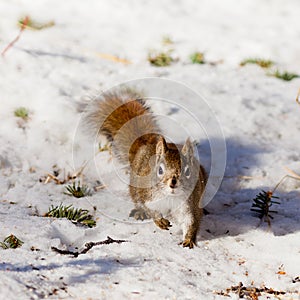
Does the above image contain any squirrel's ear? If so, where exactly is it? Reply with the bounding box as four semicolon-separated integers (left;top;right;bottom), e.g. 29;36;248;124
182;138;194;159
156;136;168;156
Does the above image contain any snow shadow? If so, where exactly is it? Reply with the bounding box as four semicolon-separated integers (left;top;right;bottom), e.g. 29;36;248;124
0;257;141;277
197;136;264;184
198;137;300;239
66;257;141;283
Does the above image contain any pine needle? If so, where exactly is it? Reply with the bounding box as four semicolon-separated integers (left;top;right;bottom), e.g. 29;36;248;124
45;204;96;228
270;70;299;81
251;190;280;225
0;234;24;249
250;170;300;226
64;181;91;198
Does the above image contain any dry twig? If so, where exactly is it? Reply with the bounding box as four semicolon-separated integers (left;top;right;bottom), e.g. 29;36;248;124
42;162;88;185
2;16;29;56
51;236;128;257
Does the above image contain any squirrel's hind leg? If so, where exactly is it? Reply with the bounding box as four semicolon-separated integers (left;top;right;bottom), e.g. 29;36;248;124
181;208;202;249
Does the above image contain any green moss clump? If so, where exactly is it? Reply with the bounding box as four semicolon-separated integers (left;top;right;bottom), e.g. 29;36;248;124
14;107;29;120
148;50;174;67
190;52;205;64
240;58;274;68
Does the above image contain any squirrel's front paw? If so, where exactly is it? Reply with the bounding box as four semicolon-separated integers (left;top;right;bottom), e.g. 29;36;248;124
154;218;172;230
129;208;150;221
182;238;196;249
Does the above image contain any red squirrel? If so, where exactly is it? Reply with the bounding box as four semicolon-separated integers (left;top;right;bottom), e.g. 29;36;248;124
85;89;207;248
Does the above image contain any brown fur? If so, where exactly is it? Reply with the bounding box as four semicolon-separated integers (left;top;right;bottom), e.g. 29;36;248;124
85;89;160;164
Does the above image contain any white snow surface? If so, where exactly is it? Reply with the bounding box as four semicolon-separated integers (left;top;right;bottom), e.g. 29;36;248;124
0;0;300;299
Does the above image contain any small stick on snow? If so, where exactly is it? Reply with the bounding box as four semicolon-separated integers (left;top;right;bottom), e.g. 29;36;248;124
67;161;88;180
296;88;300;105
94;184;107;191
51;236;128;257
44;173;66;185
42;162;88;185
2;16;29;57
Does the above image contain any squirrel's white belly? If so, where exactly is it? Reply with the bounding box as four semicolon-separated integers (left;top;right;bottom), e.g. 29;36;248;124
147;188;187;220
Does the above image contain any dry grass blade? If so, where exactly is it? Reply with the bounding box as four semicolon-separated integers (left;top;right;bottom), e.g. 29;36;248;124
94;184;106;191
18;16;55;30
95;53;131;64
240;58;274;68
82;48;131;64
283;167;300;180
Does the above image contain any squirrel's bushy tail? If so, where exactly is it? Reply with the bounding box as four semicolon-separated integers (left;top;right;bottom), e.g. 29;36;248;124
84;88;160;164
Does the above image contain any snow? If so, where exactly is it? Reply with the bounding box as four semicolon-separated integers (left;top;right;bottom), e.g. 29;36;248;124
1;0;300;299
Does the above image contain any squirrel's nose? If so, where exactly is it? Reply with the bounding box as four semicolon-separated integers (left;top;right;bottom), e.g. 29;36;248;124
170;176;177;189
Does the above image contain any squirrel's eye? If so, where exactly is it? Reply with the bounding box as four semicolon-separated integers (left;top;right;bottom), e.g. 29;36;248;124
184;165;191;178
157;163;165;177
